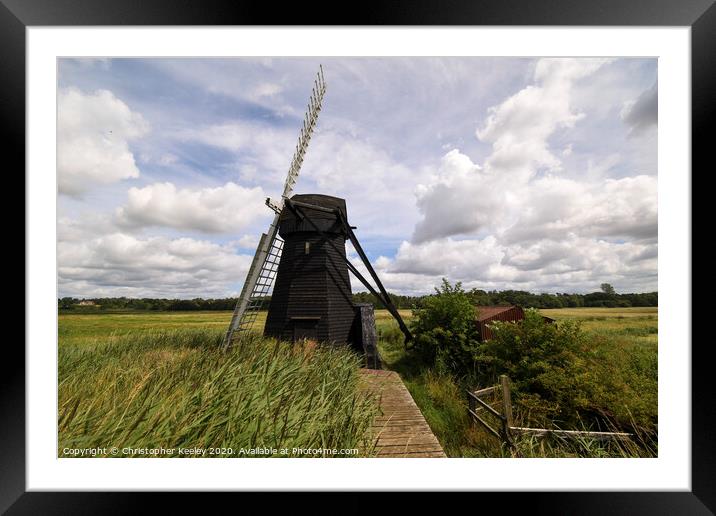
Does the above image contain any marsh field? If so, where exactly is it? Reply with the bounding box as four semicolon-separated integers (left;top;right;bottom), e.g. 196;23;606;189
58;307;657;458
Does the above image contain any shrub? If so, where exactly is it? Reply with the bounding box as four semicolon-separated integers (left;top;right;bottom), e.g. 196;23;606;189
410;279;481;376
409;282;656;437
474;309;590;425
476;309;656;434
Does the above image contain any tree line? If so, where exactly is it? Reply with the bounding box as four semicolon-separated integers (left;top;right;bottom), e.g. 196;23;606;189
58;283;656;312
354;286;656;309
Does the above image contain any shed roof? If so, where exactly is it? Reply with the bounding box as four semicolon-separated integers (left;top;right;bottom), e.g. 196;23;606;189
475;305;518;321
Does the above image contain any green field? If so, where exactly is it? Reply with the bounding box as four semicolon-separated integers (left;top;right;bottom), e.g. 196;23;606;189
540;307;658;343
58;309;415;348
59;311;235;347
58;307;657;458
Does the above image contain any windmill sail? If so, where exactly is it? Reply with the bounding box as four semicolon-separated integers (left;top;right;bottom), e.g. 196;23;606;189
223;66;326;348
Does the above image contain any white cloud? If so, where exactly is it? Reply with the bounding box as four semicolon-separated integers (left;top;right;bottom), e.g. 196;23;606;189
477;58;612;178
79;58;111;69
58;88;149;196
300;130;426;239
413;59;613;243
176;120;426;239
383;169;657;293
58;232;251;298
379;235;656;294
501;174;657;244
388;237;504;277
115;181;268;233
412;150;501;243
386;57;657;294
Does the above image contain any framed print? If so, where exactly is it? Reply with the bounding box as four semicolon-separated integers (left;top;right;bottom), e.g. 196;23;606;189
7;0;712;512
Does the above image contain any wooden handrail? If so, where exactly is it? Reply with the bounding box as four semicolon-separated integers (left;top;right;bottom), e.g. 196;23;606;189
509;427;633;440
466;390;504;420
467;375;634;446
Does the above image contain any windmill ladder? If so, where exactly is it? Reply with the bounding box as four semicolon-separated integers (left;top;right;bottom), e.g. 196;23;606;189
224;231;284;347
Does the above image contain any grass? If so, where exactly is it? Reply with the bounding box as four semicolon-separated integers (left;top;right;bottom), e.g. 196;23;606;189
375;307;658;458
58;307;657;458
58;324;377;457
541;307;658;345
58;311;235;347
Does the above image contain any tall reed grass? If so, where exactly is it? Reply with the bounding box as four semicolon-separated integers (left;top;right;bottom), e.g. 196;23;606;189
58;329;377;457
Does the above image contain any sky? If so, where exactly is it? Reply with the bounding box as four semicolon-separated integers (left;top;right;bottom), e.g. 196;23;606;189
57;57;657;299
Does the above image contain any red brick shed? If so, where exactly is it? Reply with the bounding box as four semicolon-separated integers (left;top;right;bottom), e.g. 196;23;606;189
475;305;525;341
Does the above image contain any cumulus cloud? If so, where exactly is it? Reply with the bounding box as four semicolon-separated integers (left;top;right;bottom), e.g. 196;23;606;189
413;58;613;243
57;232;251;298
412;150;501;243
388;237;504;277
477;58;612;178
621;80;658;134
380;235;657;294
58;88;148;196
397;57;656;294
501;174;657;244
115;182;268;233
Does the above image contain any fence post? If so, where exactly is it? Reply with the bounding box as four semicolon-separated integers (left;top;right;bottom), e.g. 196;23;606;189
500;375;514;443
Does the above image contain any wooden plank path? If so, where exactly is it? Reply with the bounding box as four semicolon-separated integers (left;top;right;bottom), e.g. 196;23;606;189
360;369;446;458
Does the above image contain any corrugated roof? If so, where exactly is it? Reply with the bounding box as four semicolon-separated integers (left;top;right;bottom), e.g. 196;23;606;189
475;305;517;321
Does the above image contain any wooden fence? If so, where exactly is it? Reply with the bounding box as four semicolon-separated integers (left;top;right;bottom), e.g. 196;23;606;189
467;375;632;449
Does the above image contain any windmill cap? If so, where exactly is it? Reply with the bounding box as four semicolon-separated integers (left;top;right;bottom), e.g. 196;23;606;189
278;193;348;236
282;194;347;220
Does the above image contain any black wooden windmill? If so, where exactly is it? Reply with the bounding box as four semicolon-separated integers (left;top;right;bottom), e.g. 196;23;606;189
223;67;412;365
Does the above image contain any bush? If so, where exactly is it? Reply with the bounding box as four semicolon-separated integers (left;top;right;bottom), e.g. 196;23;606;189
474;309;590;426
411;279;481;376
409;281;656;437
476;310;656;434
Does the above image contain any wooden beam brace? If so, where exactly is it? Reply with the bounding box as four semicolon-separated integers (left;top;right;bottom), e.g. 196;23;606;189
467;391;504;420
468;409;502;440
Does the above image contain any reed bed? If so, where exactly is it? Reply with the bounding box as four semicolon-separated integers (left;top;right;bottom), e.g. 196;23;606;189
58;329;378;457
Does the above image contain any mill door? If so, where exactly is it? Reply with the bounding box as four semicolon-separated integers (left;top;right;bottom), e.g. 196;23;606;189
292;318;319;342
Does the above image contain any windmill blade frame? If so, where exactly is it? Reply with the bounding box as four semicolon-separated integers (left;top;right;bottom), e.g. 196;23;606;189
223;66;326;348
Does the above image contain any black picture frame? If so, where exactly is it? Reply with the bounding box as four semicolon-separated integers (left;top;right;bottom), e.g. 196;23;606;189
7;0;709;512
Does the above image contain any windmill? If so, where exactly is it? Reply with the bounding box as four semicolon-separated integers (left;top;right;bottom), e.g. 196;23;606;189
223;67;412;363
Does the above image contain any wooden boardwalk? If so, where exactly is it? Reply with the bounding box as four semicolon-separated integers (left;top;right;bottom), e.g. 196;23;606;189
360;369;446;458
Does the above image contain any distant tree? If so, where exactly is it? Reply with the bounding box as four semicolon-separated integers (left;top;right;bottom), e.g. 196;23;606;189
600;283;616;295
58;297;76;310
